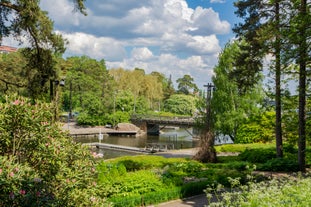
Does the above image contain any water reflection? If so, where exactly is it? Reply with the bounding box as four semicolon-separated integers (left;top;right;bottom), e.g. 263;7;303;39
74;127;200;159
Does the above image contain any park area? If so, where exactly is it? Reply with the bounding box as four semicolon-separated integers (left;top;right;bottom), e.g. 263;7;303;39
0;95;310;206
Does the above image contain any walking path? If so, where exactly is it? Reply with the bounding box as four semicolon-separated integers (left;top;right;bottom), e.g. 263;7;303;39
147;194;208;207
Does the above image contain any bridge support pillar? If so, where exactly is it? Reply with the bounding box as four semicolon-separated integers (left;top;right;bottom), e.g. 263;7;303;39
147;123;160;135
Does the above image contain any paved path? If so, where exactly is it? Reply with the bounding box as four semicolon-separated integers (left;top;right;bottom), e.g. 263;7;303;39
147;194;208;207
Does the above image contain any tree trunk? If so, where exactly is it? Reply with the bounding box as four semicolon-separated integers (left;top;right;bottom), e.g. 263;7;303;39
193;131;217;163
193;83;217;163
298;0;307;172
275;1;283;158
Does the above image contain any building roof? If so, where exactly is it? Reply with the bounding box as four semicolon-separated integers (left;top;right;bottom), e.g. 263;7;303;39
0;45;18;53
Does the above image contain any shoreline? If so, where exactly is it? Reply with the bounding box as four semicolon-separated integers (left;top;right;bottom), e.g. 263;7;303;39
61;121;144;136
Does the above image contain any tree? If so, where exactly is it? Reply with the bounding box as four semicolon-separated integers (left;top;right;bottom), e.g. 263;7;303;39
234;0;290;158
212;41;264;142
163;94;197;115
109;68;164;113
292;0;310;172
0;0;86;99
176;75;198;95
62;56;113;118
0;51;27;95
151;72;175;101
234;0;311;170
232;0;265;94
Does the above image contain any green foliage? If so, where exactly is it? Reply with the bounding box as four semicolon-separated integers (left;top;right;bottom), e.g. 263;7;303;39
207;176;311;207
76;110;130;126
239;148;276;163
108;187;181;207
176;74;198;95
161;161;205;186
105;155;187;170
215;143;275;153
97;155;249;206
258;158;299;172
97;166;167;198
0;156;54;206
164;94;197;115
235;111;275;143
62;56;114;120
212;41;264;142
109;68;164;112
0;95;106;206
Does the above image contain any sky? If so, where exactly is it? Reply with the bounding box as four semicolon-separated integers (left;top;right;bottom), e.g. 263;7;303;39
6;0;241;90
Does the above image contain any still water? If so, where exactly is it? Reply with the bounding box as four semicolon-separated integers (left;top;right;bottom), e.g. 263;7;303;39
74;127;200;159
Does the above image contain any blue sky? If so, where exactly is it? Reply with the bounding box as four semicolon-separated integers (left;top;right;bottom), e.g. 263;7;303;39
5;0;240;89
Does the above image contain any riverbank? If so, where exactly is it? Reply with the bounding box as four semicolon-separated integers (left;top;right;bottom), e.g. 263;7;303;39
61;121;143;136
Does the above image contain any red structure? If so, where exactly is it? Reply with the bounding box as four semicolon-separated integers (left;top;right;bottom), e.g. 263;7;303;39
0;45;17;53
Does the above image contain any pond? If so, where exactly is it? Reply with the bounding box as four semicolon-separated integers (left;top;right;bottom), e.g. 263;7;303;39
74;127;200;159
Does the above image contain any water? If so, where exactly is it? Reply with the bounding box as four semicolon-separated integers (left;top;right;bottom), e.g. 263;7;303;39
74;127;200;159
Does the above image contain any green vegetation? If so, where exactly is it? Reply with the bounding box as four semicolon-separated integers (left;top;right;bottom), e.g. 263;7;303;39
0;0;310;206
206;176;311;207
96;155;249;206
0;95;308;206
0;95;105;206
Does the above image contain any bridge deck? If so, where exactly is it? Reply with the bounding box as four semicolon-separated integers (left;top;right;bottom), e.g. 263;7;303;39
131;115;195;127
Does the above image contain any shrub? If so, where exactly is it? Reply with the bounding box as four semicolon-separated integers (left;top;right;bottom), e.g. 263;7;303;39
239;148;276;163
0;95;106;206
98;169;167;198
258;158;299;172
105;155;187;171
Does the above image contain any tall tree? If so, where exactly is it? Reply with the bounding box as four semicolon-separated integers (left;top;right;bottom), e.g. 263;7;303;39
212;41;263;142
176;74;198;95
234;0;289;158
151;72;175;101
232;0;265;94
63;56;113;117
0;0;86;99
291;0;310;172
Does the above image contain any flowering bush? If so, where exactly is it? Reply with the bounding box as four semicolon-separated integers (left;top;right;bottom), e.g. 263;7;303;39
0;95;107;206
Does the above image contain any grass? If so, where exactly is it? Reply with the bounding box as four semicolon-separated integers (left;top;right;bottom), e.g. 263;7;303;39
215;143;275;153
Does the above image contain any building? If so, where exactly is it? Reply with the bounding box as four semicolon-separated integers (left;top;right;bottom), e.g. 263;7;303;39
0;45;17;53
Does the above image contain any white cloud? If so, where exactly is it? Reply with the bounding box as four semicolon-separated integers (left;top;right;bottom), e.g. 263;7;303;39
190;7;230;35
62;32;126;61
131;47;154;60
187;35;221;54
38;0;233;88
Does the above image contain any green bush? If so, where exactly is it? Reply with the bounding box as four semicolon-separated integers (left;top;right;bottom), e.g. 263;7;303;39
258;158;299;172
106;155;187;170
76;113;110;126
97;168;167;198
239;148;276;163
97;163;127;183
0;95;106;206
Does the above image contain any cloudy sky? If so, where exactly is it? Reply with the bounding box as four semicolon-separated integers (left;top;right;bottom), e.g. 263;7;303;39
39;0;239;89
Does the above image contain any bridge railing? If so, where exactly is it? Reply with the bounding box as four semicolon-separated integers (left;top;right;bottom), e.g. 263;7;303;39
130;114;196;127
131;114;194;122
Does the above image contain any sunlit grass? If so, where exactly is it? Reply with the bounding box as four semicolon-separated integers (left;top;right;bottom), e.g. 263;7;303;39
215;143;275;153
